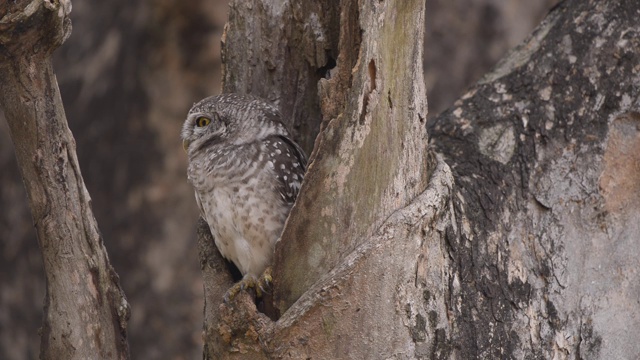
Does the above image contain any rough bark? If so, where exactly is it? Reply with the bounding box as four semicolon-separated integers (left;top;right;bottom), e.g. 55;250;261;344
428;0;640;358
201;0;443;358
0;1;129;359
273;0;435;315
202;0;640;359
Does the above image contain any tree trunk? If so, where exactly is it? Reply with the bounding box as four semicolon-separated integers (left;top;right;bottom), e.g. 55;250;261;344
202;0;442;357
428;0;640;357
0;1;129;359
202;0;640;359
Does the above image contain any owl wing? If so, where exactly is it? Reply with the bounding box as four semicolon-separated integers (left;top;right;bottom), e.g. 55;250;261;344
264;135;307;205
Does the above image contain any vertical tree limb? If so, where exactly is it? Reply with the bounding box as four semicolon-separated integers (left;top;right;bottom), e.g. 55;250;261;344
0;1;129;358
273;0;436;314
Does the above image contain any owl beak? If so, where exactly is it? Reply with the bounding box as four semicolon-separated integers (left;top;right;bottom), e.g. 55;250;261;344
182;140;191;152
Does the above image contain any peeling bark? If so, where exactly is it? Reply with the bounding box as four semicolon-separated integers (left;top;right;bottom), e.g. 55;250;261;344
0;1;129;359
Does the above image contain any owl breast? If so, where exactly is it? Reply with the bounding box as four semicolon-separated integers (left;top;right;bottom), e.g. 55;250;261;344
191;142;292;277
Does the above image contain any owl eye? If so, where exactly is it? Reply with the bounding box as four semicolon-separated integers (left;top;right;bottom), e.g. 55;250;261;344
196;116;211;127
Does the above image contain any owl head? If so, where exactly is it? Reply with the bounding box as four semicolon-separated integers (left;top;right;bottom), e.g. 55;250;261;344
181;93;289;154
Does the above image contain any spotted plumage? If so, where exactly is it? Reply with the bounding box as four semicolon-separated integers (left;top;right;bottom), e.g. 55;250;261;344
181;93;306;279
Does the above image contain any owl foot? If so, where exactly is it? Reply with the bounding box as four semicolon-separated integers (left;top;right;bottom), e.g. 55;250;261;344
224;275;257;303
223;268;273;303
257;266;273;296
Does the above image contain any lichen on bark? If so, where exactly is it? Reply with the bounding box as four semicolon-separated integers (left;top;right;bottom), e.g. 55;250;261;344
429;0;640;358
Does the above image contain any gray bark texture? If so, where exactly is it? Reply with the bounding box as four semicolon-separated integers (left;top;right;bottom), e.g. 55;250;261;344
0;1;129;359
429;0;640;358
202;0;640;359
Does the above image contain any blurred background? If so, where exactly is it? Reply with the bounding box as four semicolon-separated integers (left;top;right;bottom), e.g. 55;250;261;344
0;0;558;358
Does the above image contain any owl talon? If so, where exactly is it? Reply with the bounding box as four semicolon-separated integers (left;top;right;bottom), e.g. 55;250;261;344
257;266;273;295
223;274;259;304
223;268;275;303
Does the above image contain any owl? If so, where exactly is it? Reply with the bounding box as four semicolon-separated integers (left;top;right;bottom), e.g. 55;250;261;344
182;93;306;296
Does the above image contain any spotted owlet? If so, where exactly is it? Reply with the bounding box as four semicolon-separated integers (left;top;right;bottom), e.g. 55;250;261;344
182;93;306;295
